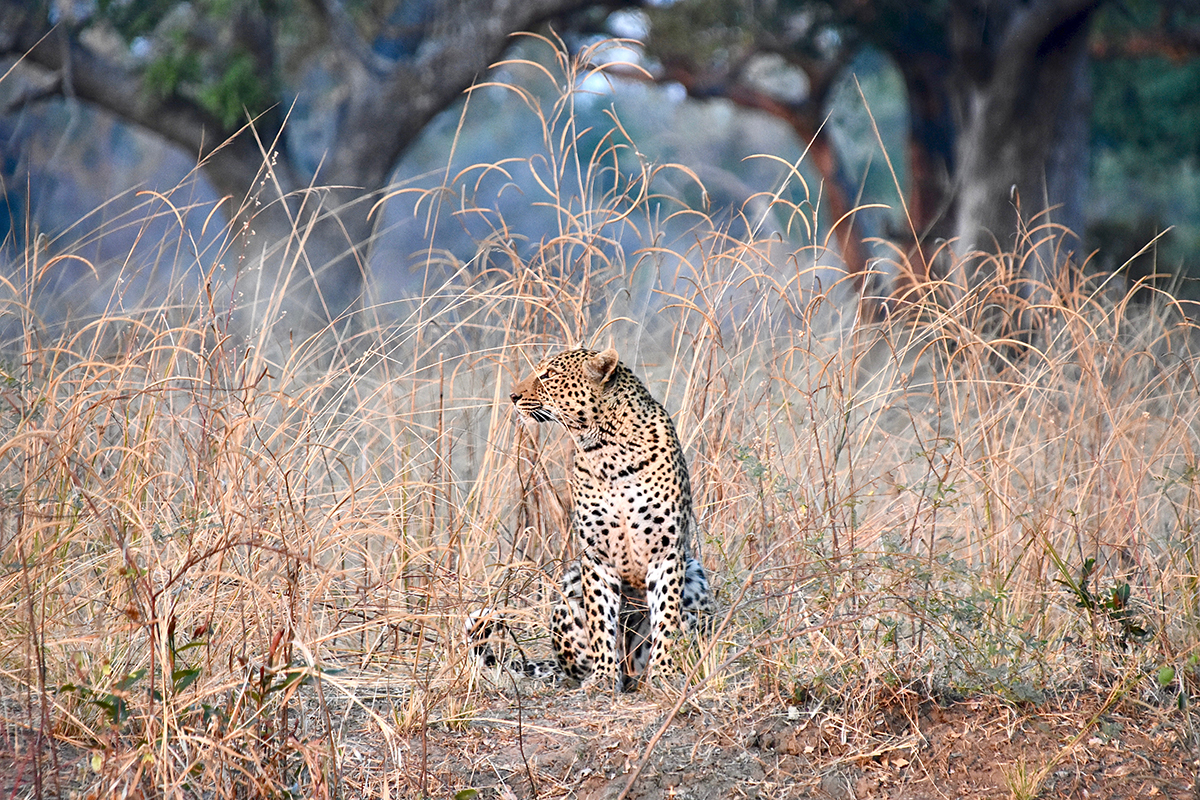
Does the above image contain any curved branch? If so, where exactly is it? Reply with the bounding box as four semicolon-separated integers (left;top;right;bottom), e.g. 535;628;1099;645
329;0;634;191
619;58;870;283
6;17;280;202
1091;28;1200;60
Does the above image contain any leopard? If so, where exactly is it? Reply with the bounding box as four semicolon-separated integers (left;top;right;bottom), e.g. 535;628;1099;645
490;346;714;691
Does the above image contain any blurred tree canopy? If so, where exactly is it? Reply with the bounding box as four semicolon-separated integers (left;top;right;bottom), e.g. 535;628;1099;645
640;0;1200;293
1092;1;1200;164
0;0;615;317
3;0;1199;315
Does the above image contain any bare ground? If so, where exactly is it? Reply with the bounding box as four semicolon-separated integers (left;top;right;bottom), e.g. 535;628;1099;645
384;687;1197;799
3;681;1194;798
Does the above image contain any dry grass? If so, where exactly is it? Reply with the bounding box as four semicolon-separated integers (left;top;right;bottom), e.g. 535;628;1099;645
2;37;1199;798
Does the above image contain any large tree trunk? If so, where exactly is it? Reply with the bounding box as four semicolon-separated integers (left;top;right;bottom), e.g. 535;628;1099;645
898;51;957;245
226;182;379;327
950;0;1099;289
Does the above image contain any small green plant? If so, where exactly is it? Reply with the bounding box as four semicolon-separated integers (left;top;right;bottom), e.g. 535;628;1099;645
1057;557;1152;647
59;666;147;729
1003;756;1042;800
57;618;211;734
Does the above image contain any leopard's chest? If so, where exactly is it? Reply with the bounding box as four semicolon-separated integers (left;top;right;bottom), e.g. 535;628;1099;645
570;437;690;583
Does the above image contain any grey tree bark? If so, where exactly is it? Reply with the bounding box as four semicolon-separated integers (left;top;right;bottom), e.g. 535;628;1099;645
949;0;1100;288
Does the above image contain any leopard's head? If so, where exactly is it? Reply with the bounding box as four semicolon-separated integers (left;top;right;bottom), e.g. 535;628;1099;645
510;348;620;431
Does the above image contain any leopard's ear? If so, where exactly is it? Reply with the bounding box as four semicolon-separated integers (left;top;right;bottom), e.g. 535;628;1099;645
586;348;620;384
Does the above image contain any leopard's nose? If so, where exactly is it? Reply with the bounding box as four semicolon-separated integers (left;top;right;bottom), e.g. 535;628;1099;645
510;392;520;404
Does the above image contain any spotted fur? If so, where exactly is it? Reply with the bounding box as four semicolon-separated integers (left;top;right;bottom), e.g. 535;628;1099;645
466;556;713;687
504;347;714;690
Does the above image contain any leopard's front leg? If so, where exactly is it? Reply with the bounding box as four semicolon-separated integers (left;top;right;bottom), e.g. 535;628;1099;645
551;562;593;682
645;550;686;681
580;552;622;692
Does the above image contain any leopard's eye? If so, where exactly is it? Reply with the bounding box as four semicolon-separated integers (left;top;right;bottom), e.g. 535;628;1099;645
541;367;557;380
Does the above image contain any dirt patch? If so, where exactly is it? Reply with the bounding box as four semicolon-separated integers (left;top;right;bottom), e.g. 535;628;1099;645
5;682;1193;798
391;688;1196;799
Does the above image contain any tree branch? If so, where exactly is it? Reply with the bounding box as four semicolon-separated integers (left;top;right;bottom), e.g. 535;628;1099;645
1091;28;1200;60
1002;0;1103;60
307;0;393;76
329;0;631;191
4;14;277;201
608;56;870;283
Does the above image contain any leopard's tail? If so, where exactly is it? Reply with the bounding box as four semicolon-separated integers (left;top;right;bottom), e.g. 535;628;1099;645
464;608;562;681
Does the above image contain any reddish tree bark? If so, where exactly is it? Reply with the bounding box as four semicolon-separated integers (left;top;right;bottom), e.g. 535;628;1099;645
654;61;872;288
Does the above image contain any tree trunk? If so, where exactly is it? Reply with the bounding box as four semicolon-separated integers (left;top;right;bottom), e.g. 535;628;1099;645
878;46;958;292
224;183;378;327
950;0;1099;289
898;52;957;245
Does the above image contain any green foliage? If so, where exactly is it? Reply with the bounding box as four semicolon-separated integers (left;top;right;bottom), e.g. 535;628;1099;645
98;0;178;42
57;621;211;731
96;0;279;131
643;0;953;76
1056;557;1153;647
52;613;331;783
144;47;202;100
60;667;147;727
198;51;277;129
1091;0;1200;164
1092;56;1200;164
1157;664;1175;686
644;0;757;64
